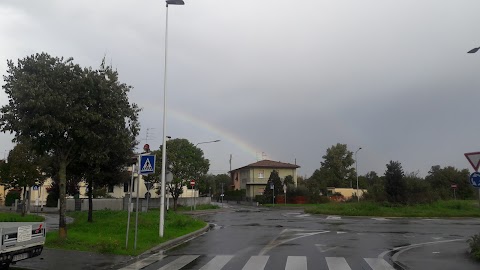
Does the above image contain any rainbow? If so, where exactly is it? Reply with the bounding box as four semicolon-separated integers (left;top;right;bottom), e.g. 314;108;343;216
170;108;260;160
144;104;259;160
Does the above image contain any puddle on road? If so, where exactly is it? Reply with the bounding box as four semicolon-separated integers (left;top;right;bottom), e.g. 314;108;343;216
209;223;224;230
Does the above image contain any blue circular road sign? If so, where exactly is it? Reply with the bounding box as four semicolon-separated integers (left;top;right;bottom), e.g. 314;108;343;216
470;172;480;188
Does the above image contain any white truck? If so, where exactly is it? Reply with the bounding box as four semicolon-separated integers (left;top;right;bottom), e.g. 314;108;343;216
0;222;46;269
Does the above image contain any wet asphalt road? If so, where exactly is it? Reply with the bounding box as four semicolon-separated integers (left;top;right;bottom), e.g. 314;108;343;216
138;204;480;270
10;204;480;269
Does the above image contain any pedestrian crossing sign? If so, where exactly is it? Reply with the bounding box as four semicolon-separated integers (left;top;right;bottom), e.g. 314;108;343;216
140;155;155;175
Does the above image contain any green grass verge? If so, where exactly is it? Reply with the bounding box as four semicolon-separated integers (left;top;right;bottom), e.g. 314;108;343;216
176;204;220;211
45;210;206;256
304;200;480;217
0;212;45;222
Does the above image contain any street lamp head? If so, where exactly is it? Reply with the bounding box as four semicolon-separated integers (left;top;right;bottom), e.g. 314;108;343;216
195;139;221;146
468;47;480;54
166;0;185;5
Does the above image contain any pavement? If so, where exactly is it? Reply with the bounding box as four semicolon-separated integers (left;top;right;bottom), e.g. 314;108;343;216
5;207;220;270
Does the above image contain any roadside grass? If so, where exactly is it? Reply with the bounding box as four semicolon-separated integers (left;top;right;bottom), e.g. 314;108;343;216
176;204;220;211
304;200;480;217
0;212;44;222
45;210;206;256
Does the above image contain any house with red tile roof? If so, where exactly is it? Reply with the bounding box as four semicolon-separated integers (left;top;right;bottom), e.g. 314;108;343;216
230;160;300;200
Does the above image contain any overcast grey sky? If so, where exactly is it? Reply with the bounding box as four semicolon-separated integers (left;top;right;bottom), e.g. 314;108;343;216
1;0;480;178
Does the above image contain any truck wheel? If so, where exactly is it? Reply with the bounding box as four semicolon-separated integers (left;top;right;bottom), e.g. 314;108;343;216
0;262;10;270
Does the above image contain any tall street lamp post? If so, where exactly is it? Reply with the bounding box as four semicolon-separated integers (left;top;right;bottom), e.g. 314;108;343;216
467;47;480;204
355;147;362;202
160;0;184;238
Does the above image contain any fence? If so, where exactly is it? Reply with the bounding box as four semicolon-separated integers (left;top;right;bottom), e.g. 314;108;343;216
0;196;211;212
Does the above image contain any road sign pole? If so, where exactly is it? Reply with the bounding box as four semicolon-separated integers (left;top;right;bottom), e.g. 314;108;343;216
272;185;275;206
134;162;140;250
475;188;480;206
125;164;135;249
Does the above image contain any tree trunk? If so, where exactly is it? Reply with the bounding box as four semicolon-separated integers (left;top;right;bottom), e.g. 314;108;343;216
26;187;30;214
58;159;67;239
173;196;178;211
21;186;26;217
88;178;93;222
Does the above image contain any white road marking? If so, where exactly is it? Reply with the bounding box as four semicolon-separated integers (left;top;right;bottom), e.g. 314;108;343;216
199;255;234;270
372;218;389;221
285;256;307;270
326;257;352;270
242;256;269;270
365;258;395;270
118;254;165;270
259;229;330;255
378;239;465;261
326;216;341;220
157;255;199;270
315;244;338;253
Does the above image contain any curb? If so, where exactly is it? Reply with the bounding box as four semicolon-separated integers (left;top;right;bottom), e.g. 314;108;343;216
112;223;211;269
141;223;211;255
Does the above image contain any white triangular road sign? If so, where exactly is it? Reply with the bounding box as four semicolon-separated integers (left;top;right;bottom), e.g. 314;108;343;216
142;158;153;172
464;152;480;171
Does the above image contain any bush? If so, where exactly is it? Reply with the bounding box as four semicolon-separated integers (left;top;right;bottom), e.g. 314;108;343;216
364;182;387;203
224;189;246;201
317;196;330;204
5;190;21;206
46;193;59;207
405;177;438;205
468;233;480;260
254;195;269;204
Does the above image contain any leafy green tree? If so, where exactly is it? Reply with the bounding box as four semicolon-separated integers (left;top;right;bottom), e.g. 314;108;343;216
145;138;209;210
363;171;386;202
213;174;231;196
0;160;10;186
262;170;283;202
283;175;295;190
73;62;139;222
403;171;436;204
425;166;473;200
296;175;306;187
0;53;139;238
384;160;406;204
197;173;230;196
318;143;355;188
307;169;326;199
6;143;46;216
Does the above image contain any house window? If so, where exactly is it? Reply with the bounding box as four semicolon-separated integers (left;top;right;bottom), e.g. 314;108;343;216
258;170;264;178
124;180;135;192
108;185;114;193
